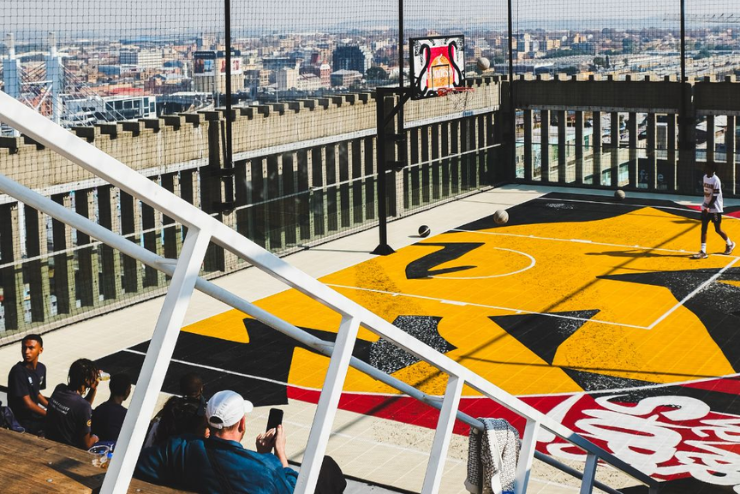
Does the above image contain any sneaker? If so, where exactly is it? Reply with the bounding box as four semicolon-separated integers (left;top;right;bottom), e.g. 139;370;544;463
692;251;708;259
725;241;736;256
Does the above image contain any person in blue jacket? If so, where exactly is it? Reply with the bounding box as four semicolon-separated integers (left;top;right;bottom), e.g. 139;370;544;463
135;390;297;493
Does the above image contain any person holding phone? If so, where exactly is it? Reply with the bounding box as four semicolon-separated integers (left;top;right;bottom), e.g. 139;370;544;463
135;390;297;493
256;408;289;468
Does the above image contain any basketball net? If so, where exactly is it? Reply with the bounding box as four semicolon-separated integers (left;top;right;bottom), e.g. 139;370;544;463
437;87;475;114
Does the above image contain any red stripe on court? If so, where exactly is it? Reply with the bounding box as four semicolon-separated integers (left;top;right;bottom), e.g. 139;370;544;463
287;387;572;436
684;377;740;395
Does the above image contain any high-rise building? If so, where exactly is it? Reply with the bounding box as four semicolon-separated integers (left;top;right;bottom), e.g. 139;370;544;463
332;45;373;75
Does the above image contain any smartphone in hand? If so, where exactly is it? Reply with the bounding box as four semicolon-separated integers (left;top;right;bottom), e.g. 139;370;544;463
266;408;283;432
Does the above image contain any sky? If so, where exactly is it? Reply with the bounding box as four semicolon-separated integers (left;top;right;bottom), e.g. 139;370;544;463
1;0;738;41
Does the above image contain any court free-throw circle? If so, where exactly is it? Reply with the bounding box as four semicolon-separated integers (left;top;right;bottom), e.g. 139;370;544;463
430;247;535;280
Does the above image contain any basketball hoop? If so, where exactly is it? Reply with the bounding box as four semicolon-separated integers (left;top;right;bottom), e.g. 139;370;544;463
437;87;475;114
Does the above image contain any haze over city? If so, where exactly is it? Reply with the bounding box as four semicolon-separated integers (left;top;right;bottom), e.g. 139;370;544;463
2;0;738;38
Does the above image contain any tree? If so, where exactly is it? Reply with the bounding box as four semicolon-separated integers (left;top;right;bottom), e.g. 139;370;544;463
694;48;711;60
366;66;388;81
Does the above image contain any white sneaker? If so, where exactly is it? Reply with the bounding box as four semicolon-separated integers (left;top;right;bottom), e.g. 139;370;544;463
692;251;708;259
725;241;736;256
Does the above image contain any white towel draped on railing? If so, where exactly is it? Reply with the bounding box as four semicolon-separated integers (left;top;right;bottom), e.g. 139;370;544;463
466;418;520;494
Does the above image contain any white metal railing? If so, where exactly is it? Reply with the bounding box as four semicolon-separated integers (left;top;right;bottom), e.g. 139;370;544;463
0;91;659;494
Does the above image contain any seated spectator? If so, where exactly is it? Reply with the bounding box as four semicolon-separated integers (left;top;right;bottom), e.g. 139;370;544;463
143;371;206;448
7;334;48;434
135;390;297;493
91;373;131;443
179;372;205;402
150;395;208;446
45;358;99;449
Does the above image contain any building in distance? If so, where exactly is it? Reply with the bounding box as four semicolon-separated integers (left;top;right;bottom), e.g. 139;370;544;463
332;45;373;75
330;69;362;87
192;50;244;94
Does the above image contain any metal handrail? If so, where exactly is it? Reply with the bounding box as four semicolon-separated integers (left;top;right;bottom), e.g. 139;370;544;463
0;91;659;494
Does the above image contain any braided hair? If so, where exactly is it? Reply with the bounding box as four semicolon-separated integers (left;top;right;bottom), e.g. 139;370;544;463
68;358;99;391
154;396;207;444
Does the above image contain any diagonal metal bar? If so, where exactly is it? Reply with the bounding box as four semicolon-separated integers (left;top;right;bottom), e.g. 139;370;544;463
101;227;212;494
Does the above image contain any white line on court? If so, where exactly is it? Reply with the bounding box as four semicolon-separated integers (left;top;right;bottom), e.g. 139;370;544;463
647;256;740;329
122;348;318;391
325;283;649;330
124;348;429;399
450;228;740;259
122;348;431;399
516;371;740;399
448;227;740;329
429;247;536;280
532;196;740;221
123;336;740;401
370;226;740;331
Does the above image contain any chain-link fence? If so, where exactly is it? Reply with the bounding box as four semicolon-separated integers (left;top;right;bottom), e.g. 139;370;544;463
1;0;740;339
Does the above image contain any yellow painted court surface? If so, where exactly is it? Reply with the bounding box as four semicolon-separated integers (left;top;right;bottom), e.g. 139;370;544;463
183;199;740;400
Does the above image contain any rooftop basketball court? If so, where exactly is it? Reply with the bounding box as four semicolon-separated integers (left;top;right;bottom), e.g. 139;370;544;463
81;186;740;493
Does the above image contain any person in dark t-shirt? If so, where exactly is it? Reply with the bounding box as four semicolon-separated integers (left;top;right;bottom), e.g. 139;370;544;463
45;359;100;449
7;334;48;434
92;373;131;443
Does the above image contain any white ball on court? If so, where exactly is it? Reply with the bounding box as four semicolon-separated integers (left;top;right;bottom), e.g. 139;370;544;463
477;57;491;71
494;209;509;225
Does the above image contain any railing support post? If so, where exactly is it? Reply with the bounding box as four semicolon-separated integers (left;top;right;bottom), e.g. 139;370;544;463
295;314;360;493
515;419;539;494
101;227;212;494
580;453;598;494
421;374;464;494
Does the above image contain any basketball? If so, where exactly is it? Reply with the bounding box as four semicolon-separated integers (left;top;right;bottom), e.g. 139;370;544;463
615;189;626;201
477;57;491;71
418;225;431;237
493;210;509;225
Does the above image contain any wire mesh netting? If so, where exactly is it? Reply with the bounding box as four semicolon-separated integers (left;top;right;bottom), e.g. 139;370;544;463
511;0;740;191
0;0;504;339
1;0;740;340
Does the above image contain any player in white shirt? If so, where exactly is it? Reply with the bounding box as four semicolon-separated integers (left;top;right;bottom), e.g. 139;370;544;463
692;162;735;259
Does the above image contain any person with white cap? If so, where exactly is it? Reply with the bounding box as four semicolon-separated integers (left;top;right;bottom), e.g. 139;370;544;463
135;390;297;493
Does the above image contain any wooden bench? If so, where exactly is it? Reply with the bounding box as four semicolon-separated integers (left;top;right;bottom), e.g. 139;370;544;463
0;428;182;493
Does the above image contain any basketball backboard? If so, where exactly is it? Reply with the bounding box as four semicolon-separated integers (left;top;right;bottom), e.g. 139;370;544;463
409;35;465;100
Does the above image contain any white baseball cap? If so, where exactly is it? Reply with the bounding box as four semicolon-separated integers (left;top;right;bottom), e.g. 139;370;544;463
206;390;254;429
